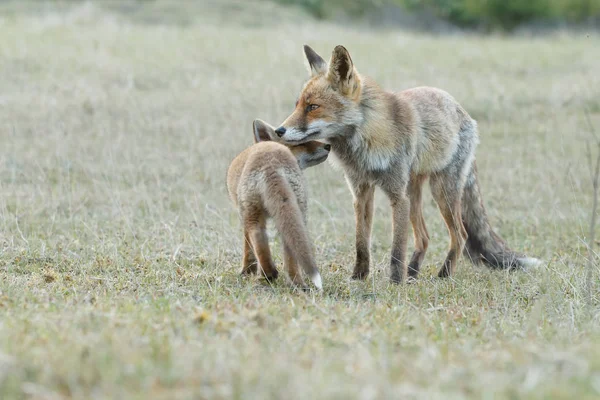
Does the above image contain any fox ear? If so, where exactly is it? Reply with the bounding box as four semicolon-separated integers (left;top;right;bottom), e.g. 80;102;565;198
304;45;327;77
253;119;275;143
328;45;360;97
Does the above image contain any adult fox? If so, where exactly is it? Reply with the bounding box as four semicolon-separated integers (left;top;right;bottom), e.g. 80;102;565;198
275;45;540;283
227;119;330;289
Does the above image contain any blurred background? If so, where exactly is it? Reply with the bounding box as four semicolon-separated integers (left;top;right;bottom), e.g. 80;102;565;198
273;0;600;32
3;0;600;32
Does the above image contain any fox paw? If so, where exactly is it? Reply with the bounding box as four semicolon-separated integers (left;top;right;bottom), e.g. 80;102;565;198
437;266;451;278
407;263;420;279
240;265;258;275
351;268;369;280
261;269;279;281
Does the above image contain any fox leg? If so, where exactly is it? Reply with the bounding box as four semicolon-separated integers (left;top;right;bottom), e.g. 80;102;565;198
385;189;410;284
430;174;468;278
348;179;375;280
241;228;258;275
283;241;306;289
408;174;430;278
245;213;279;281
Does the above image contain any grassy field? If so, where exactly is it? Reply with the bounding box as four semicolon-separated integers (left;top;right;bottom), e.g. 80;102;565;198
1;1;599;398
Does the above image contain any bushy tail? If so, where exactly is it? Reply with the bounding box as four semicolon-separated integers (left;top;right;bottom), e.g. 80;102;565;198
461;162;541;269
262;174;322;289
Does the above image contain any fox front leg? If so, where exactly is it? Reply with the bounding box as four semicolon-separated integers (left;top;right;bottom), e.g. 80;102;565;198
383;179;410;284
348;179;375;280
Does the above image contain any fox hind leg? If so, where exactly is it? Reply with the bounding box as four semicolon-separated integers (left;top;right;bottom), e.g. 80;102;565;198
245;213;279;281
430;173;468;278
241;228;258;275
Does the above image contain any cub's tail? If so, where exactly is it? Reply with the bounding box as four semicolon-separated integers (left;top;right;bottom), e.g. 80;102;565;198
262;172;322;289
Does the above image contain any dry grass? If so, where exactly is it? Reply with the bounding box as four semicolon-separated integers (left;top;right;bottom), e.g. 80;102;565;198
0;1;599;399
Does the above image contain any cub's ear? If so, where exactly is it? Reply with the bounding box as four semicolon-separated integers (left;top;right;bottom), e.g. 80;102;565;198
253;119;275;143
304;45;327;77
328;45;360;98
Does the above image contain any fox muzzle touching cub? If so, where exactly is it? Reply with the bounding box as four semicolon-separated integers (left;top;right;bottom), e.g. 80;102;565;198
226;119;329;290
277;44;541;283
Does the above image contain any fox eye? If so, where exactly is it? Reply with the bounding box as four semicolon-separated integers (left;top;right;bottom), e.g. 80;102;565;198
306;104;319;112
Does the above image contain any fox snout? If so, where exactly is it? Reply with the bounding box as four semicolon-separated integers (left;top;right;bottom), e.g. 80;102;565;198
275;125;318;141
275;127;286;137
274;125;325;144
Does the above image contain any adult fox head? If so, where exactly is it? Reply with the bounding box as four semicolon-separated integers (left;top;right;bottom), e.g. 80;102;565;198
253;119;330;169
276;45;364;144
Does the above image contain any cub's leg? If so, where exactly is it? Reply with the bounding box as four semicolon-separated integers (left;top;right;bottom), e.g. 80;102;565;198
241;228;258;275
245;211;279;281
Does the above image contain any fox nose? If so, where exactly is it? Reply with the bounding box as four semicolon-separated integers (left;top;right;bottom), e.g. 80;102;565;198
275;127;286;137
324;144;331;151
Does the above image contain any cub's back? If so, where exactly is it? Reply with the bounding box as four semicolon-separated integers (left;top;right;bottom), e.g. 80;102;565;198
243;142;300;175
227;142;305;209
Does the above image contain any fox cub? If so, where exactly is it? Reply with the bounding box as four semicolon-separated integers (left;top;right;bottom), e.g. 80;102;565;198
226;119;330;289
